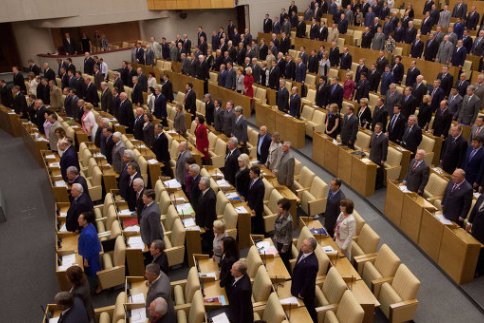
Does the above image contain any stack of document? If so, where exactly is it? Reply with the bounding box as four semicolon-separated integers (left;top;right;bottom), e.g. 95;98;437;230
235;206;247;214
118;209;133;216
211;312;230;323
182;217;196;228
127;236;145;249
147;159;158;165
256;241;271;250
54;180;67;188
216;179;231;187
176;203;194;215
280;296;299;305
58;253;77;271
124;225;140;233
129;293;145;303
164;179;181;189
130;308;147;323
45;154;56;160
49;162;60;168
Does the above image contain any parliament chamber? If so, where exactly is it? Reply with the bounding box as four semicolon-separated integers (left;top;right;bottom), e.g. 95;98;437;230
0;0;484;322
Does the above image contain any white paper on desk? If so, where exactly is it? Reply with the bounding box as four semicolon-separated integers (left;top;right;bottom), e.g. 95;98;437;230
127;236;145;249
182;217;196;228
399;185;411;193
216;179;231;187
436;214;453;225
176;203;194;215
48;317;60;323
235;206;247;214
225;192;239;199
361;157;371;164
283;113;292;118
129;293;145;303
45;154;56;159
36;137;49;142
130;307;147;323
212;312;230;323
280;296;299;305
322;245;336;253
59;223;67;232
7;111;16;115
54;180;67;188
164;179;181;189
49;162;60;168
58;253;77;271
172;197;186;203
93;153;106;159
124;225;140;233
432;167;443;174
118;209;132;216
59;211;67;218
185;225;201;231
147;158;158;165
199;272;217;279
256;241;271;251
332;139;338;145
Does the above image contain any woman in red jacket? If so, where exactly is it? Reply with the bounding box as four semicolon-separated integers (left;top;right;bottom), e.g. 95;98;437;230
244;67;254;98
195;115;210;164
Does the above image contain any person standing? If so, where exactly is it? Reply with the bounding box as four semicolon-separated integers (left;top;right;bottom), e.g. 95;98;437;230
340;106;358;149
247;166;265;234
194;116;210;164
467;194;484;276
274;141;295;188
324;178;345;237
145;264;174;319
441;169;473;226
273;198;293;272
196;177;217;254
77;211;101;294
66;265;95;322
223;137;241;185
369;123;389;189
402;149;430;194
226;260;253;323
140;189;164;246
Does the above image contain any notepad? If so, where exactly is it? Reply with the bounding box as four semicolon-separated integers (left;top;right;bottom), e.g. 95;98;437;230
436;214;453;225
58;253;76;271
164;179;181;189
399;185;411;193
129;293;145;303
54;180;67;188
235;206;247;214
59;211;67;218
322;245;336;253
216;179;231;187
127;236;145;249
176;203;194;215
130;308;147;323
182;217;196;228
45;154;56;159
199;272;217;279
211;312;230;323
124;225;140;233
280;296;299;305
118;209;133;216
432;167;444;174
147;158;158;165
59;223;67;232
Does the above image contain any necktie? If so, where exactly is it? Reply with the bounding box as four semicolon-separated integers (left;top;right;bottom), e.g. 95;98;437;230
470;149;478;160
391;115;397;129
412;161;419;171
451;184;458;192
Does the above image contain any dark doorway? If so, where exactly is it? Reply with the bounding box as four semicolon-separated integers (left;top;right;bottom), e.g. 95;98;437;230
236;5;248;32
0;23;21;72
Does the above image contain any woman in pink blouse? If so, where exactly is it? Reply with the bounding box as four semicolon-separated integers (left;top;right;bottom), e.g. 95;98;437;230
343;71;356;100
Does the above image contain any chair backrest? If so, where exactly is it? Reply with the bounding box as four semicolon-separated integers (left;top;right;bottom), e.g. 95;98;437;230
159;191;171;214
263;293;287;323
301;105;315;120
216;190;229;214
165;205;178;230
246;246;263;278
386;146;403;166
305;88;316;104
391;264;421;301
335;290;365;323
208;132;218;150
417;135;435;153
185;266;201;303
423;173;448;199
309;177;328;198
223;203;238;230
355;131;371;150
214;139;227;156
262;178;274;202
189;120;197;135
352;210;366;236
253;266;272;302
311;110;327;131
268;189;284;211
170;140;179;161
248;128;259;146
113;236;126;267
170;218;186;247
305;74;316;87
106;205;117;229
323;267;347;304
175;91;185;105
315;247;331;278
137;156;148;180
188;290;206;323
296;226;314;250
113;292;127;323
294;159;302;177
91;166;102;186
298;166;316;189
356;224;380;255
374;244;401;278
109;220;122;239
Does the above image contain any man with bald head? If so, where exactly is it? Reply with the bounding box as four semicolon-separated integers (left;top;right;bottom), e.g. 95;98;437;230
402;149;430;195
256;125;272;164
442;168;473;226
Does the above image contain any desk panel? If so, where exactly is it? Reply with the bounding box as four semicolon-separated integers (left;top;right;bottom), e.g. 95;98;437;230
417;210;444;262
384;180;405;226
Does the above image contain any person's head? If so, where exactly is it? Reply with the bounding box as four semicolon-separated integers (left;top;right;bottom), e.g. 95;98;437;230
142;189;156;205
471;137;483;150
54;292;74;310
301;237;317;254
393;105;401;115
154;123;164;135
237;153;250;169
70;183;83;198
145;263;161;283
150;239;165;257
133;178;144;192
450;125;462;138
249;165;260;180
277;198;291;214
222;236;238;258
475;116;484;127
198;176;210;191
66;166;79;182
329;178;342;193
188;163;200;178
213;220;226;234
230;259;248;278
360;98;368;107
77;211;95;228
281;141;291;153
66;265;86;288
123;149;135;164
339;198;354;214
148;297;168;321
259;125;268;136
272;131;281;143
407;115;417;126
467;85;475;97
451;168;466;184
227;137;238;150
415;149;426;161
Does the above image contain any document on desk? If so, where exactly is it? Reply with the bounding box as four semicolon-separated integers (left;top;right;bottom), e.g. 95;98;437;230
129;293;145;303
211;312;230;323
216;179;231;187
118;209;133;216
322;245;336;253
164;179;181;189
54;180;67;188
432;167;444;174
172;197;186;203
124;225;140;233
256;241;271;250
49;317;60;323
93;153;106;159
182;217;196;228
59;211;67;218
399;185;411;193
199;272;217;279
436;214;453;225
45;154;56;160
58;253;77;271
176;203;194;215
59;223;67;232
235;206;247;214
147;158;158;165
49;162;60;168
127;236;145;249
280;296;299;305
130;307;147;323
225;192;241;201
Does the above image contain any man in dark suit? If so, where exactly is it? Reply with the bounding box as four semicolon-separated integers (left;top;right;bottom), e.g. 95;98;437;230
100;82;114;113
268;60;281;89
196;177;217;253
84;77;99;107
140;190;164;246
247;166;265;234
134;42;145;64
402;149;430;194
123;163;142;211
441;125;468;174
315;76;329;108
442;168;473;226
462;137;484;188
226;260;254;323
437;66;454;97
328;42;340;67
405;61;421;86
12;66;26;93
54;292;89;323
257;126;272;164
59;138;80;182
11;86;28;117
291;238;319;323
309;19;320;40
276;79;289;112
131;76;144;106
452;40;467;69
387;105;406;143
413;75;428;103
370;123;389;189
222;137;240;186
83;53;95;75
455;73;470;97
328;77;343;110
430;80;446;112
184;83;196;119
355;60;369;85
424;33;439;61
66;183;93;232
339;47;352;70
263;14;273;33
368;65;381;93
401;87;418;119
467;194;484;276
145;264;174;319
420;14;434;35
66;166;89;198
340;106;358;149
324;178;345;237
432;100;453;138
289;87;301;118
371;98;388;132
152;124;172;177
133;107;145;141
354;73;370;102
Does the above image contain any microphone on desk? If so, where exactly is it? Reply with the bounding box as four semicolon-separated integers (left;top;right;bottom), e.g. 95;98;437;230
200;277;206;297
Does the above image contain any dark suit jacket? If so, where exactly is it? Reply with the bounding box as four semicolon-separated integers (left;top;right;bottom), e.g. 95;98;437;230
277;87;289;112
133;115;144;141
196;188;216;229
185;90;196;116
131;83;144;106
101;89;114;113
58;297;89;323
247;177;264;218
60;146;80;181
13;93;28;116
340;114;358;147
432;108;453;137
406;67;421;86
161;80;174;101
437;73;454;97
401;125;422;153
404;159;430;193
340;53;352;70
152;252;169;274
227;274;253;323
291;252;318;300
413;82;428;103
424;39;439;61
400;95;417;118
430;87;445;112
315;83;329;108
371;105;388;132
388;113;406;143
441;135;468;174
72;176;89;198
223;148;240;185
369;132;389;164
329;47;340;66
114;78;124;94
324;190;345;235
462;147;484;185
391;63;404;84
289;94;301;118
152;132;170;163
257;134;272;164
66;193;93;232
328;84;343;108
118;100;135;132
268;66;281;89
154;94;167;119
442;180;473;223
368;70;381;92
469;195;484;243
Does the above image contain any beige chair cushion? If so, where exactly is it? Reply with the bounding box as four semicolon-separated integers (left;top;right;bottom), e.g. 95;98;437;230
334;290;365;323
374;244;401;277
379;282;403;318
103;253;113;270
352;224;380;259
252;266;272;302
322;267;347;305
247;246;263;278
188;290;205;323
391;264;420;301
262;293;286;323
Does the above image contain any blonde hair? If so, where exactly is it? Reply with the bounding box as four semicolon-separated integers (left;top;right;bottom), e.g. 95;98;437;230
213;220;226;231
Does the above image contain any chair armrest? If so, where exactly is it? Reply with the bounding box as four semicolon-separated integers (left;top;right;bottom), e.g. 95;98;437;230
295;187;309;193
94;305;115;315
316;304;338;322
290;259;296;271
371;276;394;297
308;198;327;215
252;301;267;308
427;195;443;202
390;299;419;323
170;279;187;287
354;253;377;274
174;303;192;311
98;231;111;238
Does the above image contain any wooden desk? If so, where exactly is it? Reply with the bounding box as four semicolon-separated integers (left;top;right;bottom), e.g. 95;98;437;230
56;252;83;290
424;131;443;166
186;227;202;267
350;154;377;197
203;280;229;308
400;193;438;243
255;102;276;131
125;235;148;276
337;147;353;184
42;304;63;323
194;254;220;280
56;233;79;253
350;280;380;323
208;83;252;118
275;280;313;323
438;226;481;284
167;132;203;165
389;143;411;180
417;210;445;262
0;105;21;137
254;238;291;282
312;132;340;176
384;180;407;227
274;110;306;148
165;70;205;103
126;276;148;303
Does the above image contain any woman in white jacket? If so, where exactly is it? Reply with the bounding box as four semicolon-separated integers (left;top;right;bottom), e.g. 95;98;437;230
334;198;356;259
81;104;98;141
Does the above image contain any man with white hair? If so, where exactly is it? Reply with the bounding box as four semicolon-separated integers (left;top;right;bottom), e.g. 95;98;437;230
442;168;473;226
148;297;176;323
133;178;145;220
66;183;93;232
66;166;89;195
196;176;217;253
223;137;241;185
60;137;79;181
175;141;192;186
274;141;295;187
402;149;430;195
111;132;126;173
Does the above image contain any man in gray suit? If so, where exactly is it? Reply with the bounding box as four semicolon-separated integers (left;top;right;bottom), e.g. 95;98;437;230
111;132;126;173
340;105;359;149
140;189;164;246
470;116;484;142
224;62;237;90
471;30;484;56
371;27;385;51
145;264;174;319
175;142;192;186
436;35;455;64
274;141;295;188
384;83;403;114
439;5;452;29
222;101;236;137
458;85;481;126
213;99;225;132
402;149;430;195
369;123;389;189
232;106;248;144
474;74;484;110
448;88;463;118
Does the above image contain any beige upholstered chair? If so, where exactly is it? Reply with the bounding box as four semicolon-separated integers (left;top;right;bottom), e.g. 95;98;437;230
176;290;206;323
209;139;227;168
356;244;401;296
305;74;317;88
300;177;328;216
246;245;263;278
306;109;327;137
86;165;103;201
94;193;114;220
253;292;286;323
354;131;371;151
221;203;238;238
98;291;127;323
417;135;435;166
293;166;316;195
384;146;403;182
97;236;126;290
251;266;273;306
164;218;186;267
96;204;117;233
378;264;420;323
302;88;317;106
172;266;200;305
423;173;448;208
291;226;314;259
353;210;366;236
262;189;284;233
98;219;122;242
300;104;315;122
320;290;365;323
351;224;380;261
315;267;347;307
262;178;275;204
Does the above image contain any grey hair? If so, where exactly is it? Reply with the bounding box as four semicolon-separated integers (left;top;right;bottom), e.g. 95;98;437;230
113;131;122;139
133;178;144;187
152;297;168;317
199;176;211;187
234;106;243;113
189;163;200;174
228;137;239;146
124;149;135;160
72;183;83;193
306;237;318;251
66;166;79;175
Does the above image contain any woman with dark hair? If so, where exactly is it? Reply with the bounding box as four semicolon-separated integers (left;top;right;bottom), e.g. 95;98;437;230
334;199;356;259
142;113;155;148
219;236;239;288
66;265;95;322
194;115;210;164
183;157;197;197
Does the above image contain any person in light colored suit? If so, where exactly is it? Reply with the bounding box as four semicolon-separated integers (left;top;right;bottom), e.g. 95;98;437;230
140;190;164;246
173;103;186;135
145;264;174;319
334;199;356;259
439;5;452;29
111;132;126;173
436;35;455;64
47;111;63;151
458;85;481;125
49;80;63;111
371;27;385;51
327;23;339;43
175;141;192;186
274;141;295;188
